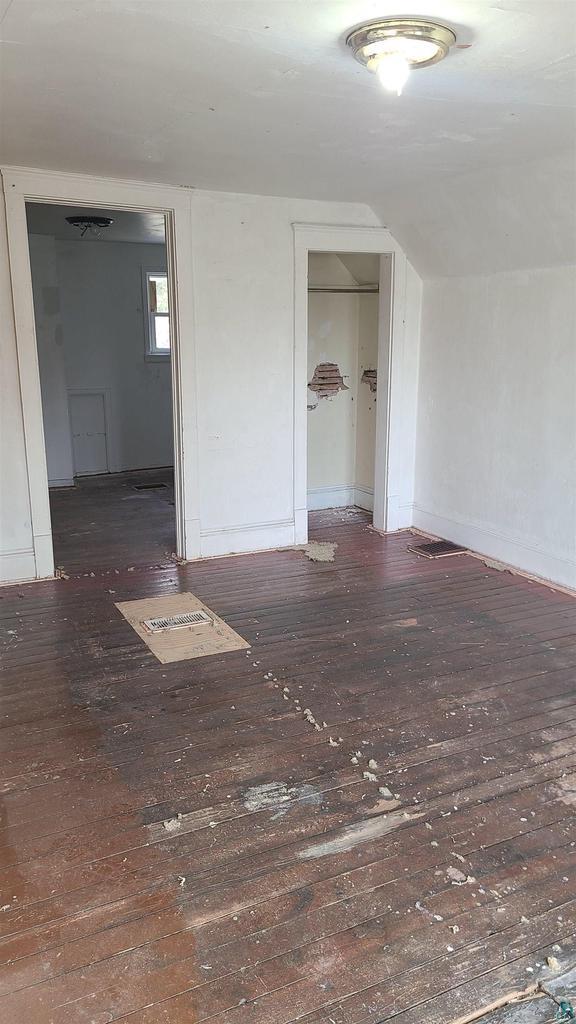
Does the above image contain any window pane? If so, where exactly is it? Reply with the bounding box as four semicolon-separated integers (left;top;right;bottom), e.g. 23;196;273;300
154;314;170;350
150;273;169;313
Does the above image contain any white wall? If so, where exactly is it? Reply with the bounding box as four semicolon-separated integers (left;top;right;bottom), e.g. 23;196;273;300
377;152;576;279
28;235;173;482
0;200;34;582
56;239;172;473
355;291;379;502
414;265;576;589
188;191;381;555
1;179;421;581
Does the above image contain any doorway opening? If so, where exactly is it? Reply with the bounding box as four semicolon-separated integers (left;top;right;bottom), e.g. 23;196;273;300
26;202;176;572
306;251;392;529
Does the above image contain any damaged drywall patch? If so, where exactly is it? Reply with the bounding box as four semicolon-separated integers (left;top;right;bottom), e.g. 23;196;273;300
308;362;349;399
298;541;338;562
361;368;377;393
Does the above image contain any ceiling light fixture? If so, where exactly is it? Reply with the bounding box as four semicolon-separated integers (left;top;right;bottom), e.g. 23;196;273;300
65;215;114;238
347;18;456;95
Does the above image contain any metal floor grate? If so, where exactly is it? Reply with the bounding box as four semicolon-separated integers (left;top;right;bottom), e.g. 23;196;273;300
142;610;214;633
407;539;468;559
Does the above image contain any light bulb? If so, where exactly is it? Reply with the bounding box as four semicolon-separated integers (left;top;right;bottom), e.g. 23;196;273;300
375;53;410;95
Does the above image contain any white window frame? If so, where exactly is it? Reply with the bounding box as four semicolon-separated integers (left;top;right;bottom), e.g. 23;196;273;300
143;268;171;358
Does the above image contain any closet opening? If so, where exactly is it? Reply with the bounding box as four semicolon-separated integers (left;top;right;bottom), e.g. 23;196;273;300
306;251;392;527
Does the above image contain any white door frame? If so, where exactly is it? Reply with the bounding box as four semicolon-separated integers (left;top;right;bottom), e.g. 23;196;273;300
1;166;201;578
293;224;412;543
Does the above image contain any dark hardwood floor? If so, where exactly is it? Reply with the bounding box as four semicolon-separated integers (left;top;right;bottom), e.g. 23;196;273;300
49;467;176;573
1;508;575;1023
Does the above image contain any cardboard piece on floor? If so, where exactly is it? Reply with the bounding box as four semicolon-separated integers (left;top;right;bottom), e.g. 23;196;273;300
115;592;249;663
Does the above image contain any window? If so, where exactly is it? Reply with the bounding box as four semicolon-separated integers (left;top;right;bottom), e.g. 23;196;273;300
145;271;171;356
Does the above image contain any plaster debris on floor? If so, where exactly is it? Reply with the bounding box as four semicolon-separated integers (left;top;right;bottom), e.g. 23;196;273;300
298;540;338;562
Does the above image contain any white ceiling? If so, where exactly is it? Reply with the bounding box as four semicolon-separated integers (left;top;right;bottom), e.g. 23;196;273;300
2;1;575;275
26;203;166;244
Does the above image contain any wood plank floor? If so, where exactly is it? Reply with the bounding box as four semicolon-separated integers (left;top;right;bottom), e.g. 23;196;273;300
1;508;576;1023
49;467;176;573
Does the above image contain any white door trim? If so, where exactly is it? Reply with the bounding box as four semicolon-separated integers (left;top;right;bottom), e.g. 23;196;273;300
1;165;201;578
67;387;112;476
293;223;411;543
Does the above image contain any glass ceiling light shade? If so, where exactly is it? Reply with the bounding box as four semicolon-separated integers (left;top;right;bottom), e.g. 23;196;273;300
346;19;456;95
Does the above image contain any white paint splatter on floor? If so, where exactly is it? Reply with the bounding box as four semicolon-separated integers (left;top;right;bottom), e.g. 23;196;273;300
297;809;422;860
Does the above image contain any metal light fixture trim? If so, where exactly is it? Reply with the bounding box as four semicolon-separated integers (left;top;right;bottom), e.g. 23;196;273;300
347;18;456;73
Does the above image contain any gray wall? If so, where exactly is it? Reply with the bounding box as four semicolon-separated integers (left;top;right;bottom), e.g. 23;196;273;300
29;235;173;483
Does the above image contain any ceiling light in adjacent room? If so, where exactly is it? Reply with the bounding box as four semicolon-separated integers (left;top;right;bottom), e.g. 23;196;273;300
347;19;456;95
65;215;114;237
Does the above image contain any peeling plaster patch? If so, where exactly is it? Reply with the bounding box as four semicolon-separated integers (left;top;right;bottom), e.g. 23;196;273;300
308;362;349;399
243;781;321;814
298;541;337;562
361;368;377;393
298;809;422;860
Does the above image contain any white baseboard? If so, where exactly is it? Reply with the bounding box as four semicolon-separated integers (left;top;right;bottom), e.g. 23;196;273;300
307;485;375;513
411;506;576;591
200;518;295;558
0;548;37;584
294;507;308;545
184;516;201;561
307;485;355;511
385;496;415;531
354;486;374;512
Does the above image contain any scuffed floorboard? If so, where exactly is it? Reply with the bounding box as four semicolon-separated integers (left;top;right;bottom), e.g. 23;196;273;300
1;508;576;1023
448;961;576;1024
457;995;555;1024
